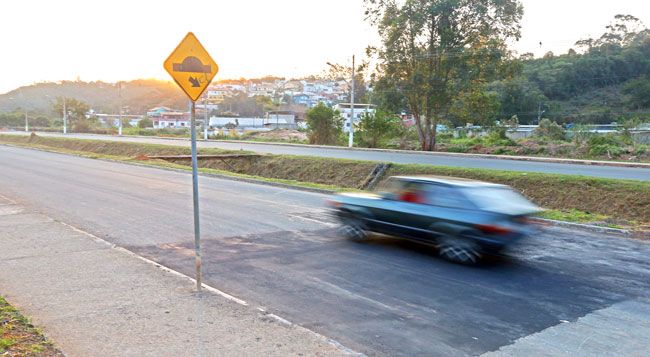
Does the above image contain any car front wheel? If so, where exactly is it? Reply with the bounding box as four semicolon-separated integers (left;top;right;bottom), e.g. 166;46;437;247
339;214;367;241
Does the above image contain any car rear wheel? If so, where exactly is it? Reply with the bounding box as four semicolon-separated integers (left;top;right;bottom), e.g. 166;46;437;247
339;215;367;241
437;235;482;264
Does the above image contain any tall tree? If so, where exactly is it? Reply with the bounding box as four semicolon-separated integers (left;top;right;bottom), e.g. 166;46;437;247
52;97;89;123
365;0;523;150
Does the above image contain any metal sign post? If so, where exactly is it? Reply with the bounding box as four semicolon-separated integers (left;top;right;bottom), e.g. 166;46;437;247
189;100;202;290
164;32;219;292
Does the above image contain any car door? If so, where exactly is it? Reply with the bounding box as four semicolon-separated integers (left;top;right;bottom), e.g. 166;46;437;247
424;184;477;238
369;180;436;240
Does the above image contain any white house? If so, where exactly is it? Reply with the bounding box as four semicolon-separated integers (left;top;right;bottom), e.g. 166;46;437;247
333;103;376;132
147;107;191;129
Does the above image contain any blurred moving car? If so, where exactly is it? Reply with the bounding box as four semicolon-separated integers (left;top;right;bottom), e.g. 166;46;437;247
327;176;541;264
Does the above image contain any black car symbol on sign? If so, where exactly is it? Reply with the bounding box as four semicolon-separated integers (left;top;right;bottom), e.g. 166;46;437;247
173;56;211;73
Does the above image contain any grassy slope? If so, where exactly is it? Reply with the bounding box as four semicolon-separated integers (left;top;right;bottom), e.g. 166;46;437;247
1;134;648;225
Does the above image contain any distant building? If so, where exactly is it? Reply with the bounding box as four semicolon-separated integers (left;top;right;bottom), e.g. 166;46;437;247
333;103;376;132
94;114;143;127
293;93;311;106
209;116;266;128
147;107;190;129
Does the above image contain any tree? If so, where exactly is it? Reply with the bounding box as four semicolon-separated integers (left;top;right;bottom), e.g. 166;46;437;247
448;87;500;127
218;93;270;117
358;110;400;148
599;14;644;46
0;111;23;127
52;97;89;122
490;78;547;124
323;60;369;103
52;97;91;132
365;0;523;151
622;76;650;109
306;103;341;145
138;117;153;128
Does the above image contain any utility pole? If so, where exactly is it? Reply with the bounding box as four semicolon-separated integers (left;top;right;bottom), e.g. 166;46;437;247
537;102;545;125
24;111;28;132
349;55;355;148
118;82;123;136
63;98;67;134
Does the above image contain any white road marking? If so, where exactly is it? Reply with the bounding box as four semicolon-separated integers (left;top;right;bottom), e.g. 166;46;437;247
8;201;363;356
288;213;338;227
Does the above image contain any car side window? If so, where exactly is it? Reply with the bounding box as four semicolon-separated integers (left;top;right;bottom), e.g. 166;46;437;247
376;178;404;200
426;185;471;209
397;182;428;204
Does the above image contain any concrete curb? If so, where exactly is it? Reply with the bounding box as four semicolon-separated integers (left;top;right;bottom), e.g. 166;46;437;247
534;218;632;236
0;143;638;238
8;131;650;169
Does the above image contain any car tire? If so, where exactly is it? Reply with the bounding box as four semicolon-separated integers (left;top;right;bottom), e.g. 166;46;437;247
437;235;482;264
339;214;367;241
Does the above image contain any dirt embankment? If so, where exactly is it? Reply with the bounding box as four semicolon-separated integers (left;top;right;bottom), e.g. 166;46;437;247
2;134;648;224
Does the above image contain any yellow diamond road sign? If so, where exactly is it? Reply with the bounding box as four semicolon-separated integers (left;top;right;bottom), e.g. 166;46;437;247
164;32;219;102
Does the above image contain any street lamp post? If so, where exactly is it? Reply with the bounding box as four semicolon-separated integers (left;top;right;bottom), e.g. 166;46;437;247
24;111;28;132
327;55;356;148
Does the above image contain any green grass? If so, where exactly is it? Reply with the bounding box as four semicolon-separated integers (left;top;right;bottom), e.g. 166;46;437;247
131;159;348;192
0;338;16;350
2;134;648;226
537;209;608;224
0;296;61;355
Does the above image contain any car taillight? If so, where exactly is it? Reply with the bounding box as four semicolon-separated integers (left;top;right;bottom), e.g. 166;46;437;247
325;199;341;208
475;224;512;235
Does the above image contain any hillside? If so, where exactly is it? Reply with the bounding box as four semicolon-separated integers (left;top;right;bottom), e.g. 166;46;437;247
490;18;650;125
0;79;188;116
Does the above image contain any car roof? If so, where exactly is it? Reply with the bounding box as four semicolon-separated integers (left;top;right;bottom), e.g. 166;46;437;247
390;175;507;188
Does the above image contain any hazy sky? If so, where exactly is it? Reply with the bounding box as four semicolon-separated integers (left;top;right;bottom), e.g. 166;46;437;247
1;0;649;94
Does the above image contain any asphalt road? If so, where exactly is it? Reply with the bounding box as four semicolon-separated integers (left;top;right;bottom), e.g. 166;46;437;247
1;145;649;356
7;131;650;181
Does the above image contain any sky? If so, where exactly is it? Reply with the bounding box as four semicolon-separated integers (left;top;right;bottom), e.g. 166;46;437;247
1;0;649;94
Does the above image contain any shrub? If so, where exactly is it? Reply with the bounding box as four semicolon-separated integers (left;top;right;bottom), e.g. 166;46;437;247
357;110;400;148
485;129;516;146
436;131;454;142
138;117;153;128
533;119;566;141
446;145;470;153
587;134;624;147
589;144;624;158
587;134;626;158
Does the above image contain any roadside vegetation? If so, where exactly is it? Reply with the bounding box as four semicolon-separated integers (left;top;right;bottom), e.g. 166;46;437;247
0;296;63;356
2;134;648;231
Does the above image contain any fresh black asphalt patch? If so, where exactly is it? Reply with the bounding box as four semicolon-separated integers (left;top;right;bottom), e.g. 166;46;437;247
127;227;650;356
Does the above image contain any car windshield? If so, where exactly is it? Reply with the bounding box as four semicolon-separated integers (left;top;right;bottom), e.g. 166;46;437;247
462;186;539;214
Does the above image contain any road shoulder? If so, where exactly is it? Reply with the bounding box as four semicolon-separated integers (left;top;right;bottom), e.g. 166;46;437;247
0;195;352;356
